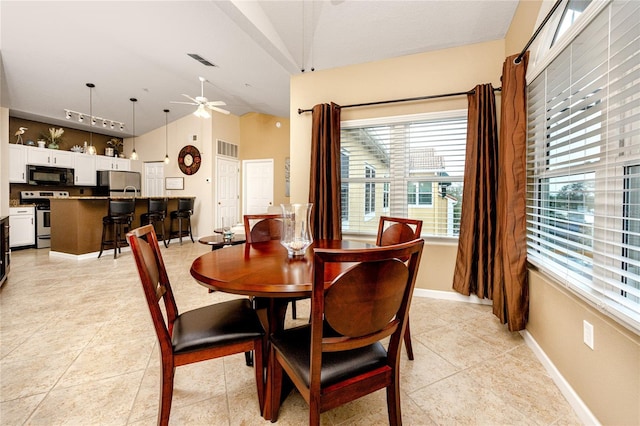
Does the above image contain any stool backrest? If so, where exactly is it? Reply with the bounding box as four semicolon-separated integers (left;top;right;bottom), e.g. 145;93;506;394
148;198;168;214
177;198;194;212
109;198;136;216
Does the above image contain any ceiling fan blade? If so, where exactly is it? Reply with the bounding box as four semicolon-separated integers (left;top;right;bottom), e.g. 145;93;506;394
206;100;226;107
208;105;231;115
182;94;200;104
170;101;198;106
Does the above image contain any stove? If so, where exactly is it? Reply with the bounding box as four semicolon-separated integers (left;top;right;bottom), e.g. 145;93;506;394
20;191;69;248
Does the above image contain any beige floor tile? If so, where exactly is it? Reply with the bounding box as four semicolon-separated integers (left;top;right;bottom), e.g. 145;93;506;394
27;371;144;425
0;245;581;425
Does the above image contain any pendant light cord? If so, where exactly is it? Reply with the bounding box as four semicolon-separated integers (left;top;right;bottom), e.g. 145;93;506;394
164;109;170;164
130;98;138;160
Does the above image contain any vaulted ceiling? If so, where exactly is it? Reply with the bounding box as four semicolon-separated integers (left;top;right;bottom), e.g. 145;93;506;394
1;1;519;136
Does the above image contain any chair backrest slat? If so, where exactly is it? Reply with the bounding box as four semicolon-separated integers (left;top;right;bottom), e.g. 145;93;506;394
243;214;284;243
312;239;423;356
127;224;178;343
376;216;423;246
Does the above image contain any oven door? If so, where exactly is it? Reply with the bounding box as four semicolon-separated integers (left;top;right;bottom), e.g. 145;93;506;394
36;208;51;248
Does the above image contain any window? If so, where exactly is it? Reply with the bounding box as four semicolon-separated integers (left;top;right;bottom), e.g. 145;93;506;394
340;111;467;237
340;150;350;224
527;0;640;331
551;0;592;47
408;181;433;206
364;165;376;217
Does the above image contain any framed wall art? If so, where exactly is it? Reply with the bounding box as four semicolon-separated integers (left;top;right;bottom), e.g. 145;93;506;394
165;177;184;190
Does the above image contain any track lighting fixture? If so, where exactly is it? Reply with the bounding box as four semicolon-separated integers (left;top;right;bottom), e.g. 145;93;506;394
63;109;125;131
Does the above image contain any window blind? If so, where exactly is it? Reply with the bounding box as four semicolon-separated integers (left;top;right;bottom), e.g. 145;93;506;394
341;111;467;237
527;0;640;331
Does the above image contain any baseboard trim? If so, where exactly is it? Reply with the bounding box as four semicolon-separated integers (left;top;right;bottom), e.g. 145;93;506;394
412;289;598;425
413;288;493;305
520;330;600;426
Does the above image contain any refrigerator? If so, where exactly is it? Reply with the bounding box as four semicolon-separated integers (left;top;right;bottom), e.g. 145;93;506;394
97;170;142;197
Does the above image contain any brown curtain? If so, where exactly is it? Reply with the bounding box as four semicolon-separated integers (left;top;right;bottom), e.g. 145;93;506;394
492;52;529;331
309;102;342;240
452;84;499;300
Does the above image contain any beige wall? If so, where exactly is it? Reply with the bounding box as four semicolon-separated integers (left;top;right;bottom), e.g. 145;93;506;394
132;110;238;236
239;112;291;210
288;2;640;424
289;38;506;292
503;3;639;425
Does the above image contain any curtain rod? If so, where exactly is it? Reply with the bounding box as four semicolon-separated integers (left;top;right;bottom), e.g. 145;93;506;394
298;0;565;114
515;0;564;64
297;87;501;115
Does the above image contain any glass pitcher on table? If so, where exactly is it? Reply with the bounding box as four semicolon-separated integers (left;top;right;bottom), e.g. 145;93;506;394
280;203;313;258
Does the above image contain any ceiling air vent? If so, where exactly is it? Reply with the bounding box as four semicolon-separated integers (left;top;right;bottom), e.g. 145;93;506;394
187;53;217;67
217;140;238;158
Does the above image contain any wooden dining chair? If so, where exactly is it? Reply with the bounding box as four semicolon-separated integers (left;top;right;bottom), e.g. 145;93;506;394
376;216;423;361
127;224;265;426
243;213;301;320
267;238;424;425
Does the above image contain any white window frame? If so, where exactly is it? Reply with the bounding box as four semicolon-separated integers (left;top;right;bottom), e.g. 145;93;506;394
341;110;467;238
526;0;640;333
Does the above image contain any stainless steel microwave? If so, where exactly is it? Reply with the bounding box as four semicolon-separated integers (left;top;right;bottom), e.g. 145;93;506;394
27;165;74;186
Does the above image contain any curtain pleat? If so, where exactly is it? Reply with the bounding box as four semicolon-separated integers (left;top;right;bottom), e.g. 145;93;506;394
452;84;498;299
493;53;529;331
309;103;342;240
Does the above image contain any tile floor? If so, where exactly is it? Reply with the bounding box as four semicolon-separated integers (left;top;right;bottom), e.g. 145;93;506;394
0;242;582;425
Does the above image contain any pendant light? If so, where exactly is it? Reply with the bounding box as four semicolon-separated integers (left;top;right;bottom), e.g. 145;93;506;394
130;97;138;160
164;109;170;164
86;83;97;155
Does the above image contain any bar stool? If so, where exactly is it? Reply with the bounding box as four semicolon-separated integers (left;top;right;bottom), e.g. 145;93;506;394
98;198;135;259
169;198;195;245
141;198;168;248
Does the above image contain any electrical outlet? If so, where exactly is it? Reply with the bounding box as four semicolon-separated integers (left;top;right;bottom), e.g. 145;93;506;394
583;320;594;350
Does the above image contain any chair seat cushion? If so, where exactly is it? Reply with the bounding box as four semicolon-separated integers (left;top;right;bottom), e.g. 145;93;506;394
172;298;264;354
271;324;387;388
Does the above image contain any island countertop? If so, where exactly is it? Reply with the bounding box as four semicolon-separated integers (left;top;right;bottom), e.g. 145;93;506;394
55;196;193;200
50;197;194;256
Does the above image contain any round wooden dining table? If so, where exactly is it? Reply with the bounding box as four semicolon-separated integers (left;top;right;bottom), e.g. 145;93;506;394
190;239;373;299
190;239;374;420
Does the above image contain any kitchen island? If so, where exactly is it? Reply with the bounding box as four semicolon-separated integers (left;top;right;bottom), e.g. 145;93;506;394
49;196;194;257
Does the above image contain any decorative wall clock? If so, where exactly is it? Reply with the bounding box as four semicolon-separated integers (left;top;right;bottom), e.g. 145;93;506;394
178;145;201;175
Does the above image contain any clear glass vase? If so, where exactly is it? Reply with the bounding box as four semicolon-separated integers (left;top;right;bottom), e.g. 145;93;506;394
280;203;313;258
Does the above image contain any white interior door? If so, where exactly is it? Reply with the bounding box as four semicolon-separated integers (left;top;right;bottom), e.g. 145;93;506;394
217;157;240;227
144;162;165;197
243;159;274;215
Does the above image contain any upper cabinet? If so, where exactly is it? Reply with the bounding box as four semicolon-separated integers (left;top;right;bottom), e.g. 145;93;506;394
73;152;97;186
96;156;130;171
27;147;74;168
9;144;27;183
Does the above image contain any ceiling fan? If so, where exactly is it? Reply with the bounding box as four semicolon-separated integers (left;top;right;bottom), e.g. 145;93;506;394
171;76;230;118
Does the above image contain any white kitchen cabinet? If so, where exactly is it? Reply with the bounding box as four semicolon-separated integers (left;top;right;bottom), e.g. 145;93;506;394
27;147;74;168
9;207;35;248
96;155;130;171
73;153;97;186
9;144;27;183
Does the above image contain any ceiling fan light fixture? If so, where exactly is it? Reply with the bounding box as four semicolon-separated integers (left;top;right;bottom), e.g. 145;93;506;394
194;104;211;119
